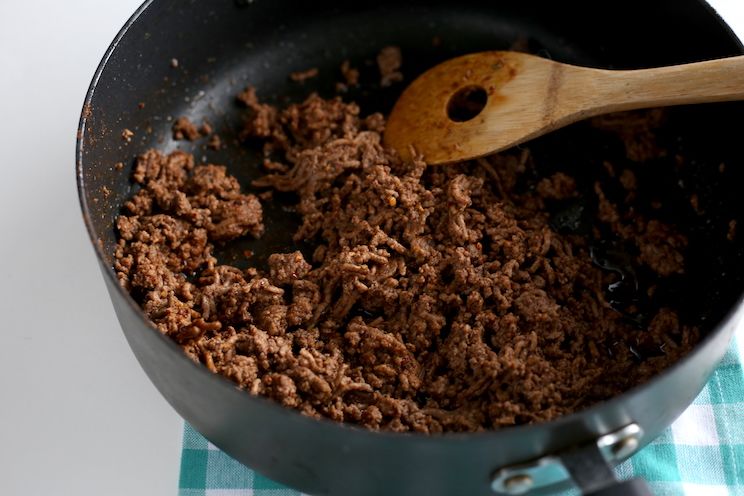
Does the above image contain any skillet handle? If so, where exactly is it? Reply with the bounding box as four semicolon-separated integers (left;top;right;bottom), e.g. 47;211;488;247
559;427;652;496
585;478;652;496
491;424;650;495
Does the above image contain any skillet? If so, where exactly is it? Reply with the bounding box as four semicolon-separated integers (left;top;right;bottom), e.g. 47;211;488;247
77;1;744;494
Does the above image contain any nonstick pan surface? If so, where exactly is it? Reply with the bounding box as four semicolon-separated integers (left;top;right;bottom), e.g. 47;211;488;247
78;1;744;494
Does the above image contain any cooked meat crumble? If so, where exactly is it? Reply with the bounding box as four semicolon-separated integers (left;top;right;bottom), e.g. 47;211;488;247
114;87;697;433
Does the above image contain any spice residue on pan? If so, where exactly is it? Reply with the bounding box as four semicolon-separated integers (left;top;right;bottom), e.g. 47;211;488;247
114;76;699;433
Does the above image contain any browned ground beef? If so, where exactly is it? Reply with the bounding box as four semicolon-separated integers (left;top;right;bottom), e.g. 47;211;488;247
172;116;202;141
114;90;698;433
377;46;403;87
289;67;320;83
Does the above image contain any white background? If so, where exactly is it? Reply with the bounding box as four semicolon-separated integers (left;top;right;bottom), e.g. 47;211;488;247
0;1;742;495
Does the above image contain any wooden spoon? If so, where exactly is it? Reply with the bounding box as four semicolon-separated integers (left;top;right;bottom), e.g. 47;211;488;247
384;51;744;164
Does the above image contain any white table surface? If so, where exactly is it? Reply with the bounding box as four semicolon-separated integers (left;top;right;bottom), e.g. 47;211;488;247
0;1;742;495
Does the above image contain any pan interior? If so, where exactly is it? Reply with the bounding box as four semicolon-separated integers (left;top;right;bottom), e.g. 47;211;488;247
80;0;744;350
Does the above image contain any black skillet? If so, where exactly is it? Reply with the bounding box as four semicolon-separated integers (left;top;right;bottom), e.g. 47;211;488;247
76;1;744;494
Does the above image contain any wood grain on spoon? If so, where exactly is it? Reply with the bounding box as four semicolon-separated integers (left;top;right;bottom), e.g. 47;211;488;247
384;51;744;164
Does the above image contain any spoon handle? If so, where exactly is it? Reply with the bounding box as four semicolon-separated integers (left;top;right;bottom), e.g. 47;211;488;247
589;55;744;113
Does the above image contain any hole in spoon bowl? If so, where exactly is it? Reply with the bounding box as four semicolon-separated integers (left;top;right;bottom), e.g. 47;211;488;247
447;85;488;122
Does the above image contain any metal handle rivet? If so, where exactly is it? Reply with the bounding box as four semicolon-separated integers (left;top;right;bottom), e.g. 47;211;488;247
611;435;639;459
503;474;534;494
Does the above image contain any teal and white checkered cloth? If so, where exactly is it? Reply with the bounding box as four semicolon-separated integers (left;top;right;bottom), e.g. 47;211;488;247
179;328;744;496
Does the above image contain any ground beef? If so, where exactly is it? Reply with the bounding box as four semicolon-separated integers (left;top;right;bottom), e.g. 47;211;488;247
536;172;577;200
208;134;223;150
619;169;637;191
594;180;687;277
336;60;360;92
341;60;360;87
115;88;698;433
172;117;202;141
290;68;319;83
592;109;667;162
377;46;403;87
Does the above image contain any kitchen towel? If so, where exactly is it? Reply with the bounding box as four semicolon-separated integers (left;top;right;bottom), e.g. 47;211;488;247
178;332;744;496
